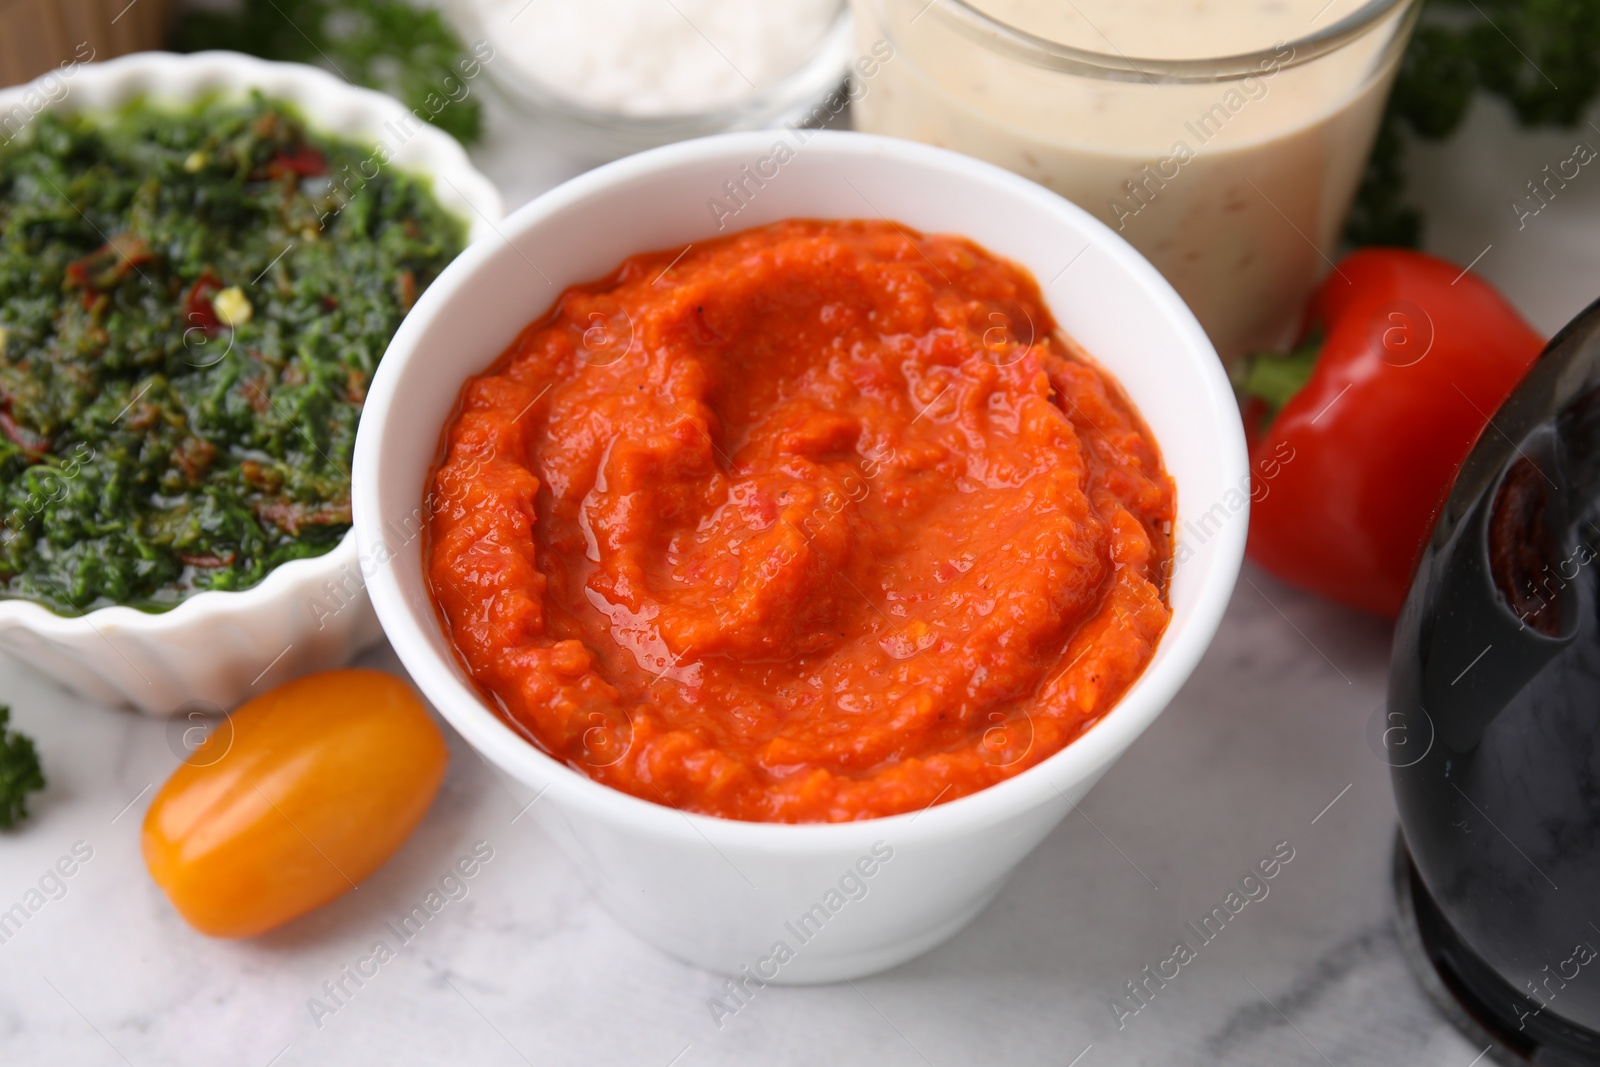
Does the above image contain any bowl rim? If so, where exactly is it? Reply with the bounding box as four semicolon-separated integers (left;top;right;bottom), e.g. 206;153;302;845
0;49;502;637
356;129;1248;848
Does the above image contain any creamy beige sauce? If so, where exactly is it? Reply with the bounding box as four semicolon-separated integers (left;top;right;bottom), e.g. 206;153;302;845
851;0;1411;360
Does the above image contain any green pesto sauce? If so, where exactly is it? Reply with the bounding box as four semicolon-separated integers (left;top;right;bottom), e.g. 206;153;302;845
0;94;465;614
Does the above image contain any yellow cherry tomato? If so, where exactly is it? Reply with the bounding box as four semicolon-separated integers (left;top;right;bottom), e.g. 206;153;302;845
142;669;449;938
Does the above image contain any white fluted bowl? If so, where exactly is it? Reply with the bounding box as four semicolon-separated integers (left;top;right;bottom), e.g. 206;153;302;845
0;51;502;714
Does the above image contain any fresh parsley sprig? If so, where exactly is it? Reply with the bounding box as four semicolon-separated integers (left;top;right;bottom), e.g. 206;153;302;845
173;0;485;147
0;705;44;829
1347;0;1600;247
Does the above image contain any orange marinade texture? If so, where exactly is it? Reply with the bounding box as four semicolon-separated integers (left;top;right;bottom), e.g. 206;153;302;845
426;218;1175;823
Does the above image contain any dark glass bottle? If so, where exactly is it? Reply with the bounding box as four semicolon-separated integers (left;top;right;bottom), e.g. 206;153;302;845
1391;298;1600;1063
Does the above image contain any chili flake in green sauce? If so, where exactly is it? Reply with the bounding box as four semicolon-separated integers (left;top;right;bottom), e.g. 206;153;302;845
0;94;465;613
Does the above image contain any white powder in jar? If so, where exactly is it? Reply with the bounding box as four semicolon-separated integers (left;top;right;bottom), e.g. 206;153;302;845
469;0;842;116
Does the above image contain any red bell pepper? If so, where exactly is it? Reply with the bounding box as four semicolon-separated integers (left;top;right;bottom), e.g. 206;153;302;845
1237;249;1545;617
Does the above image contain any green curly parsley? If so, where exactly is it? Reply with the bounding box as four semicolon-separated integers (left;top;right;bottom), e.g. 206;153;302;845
1348;0;1600;246
174;0;488;147
0;705;44;829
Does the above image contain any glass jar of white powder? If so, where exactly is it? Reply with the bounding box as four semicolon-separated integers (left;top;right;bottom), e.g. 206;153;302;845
453;0;852;155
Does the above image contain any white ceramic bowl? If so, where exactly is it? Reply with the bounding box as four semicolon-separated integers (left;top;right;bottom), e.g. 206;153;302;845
0;52;503;715
356;131;1248;982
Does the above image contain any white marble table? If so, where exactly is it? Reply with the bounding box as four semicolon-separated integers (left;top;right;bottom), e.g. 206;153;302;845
3;88;1599;1067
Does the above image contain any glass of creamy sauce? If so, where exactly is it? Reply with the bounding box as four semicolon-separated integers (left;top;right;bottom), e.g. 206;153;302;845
850;0;1421;362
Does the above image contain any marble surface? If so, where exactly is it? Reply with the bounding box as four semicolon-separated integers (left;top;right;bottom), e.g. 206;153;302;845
3;82;1600;1067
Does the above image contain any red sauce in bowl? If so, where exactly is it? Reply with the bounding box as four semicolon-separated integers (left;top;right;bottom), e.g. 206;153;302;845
426;219;1174;822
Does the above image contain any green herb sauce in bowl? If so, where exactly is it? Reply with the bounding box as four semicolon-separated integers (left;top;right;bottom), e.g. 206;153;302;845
0;92;465;614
